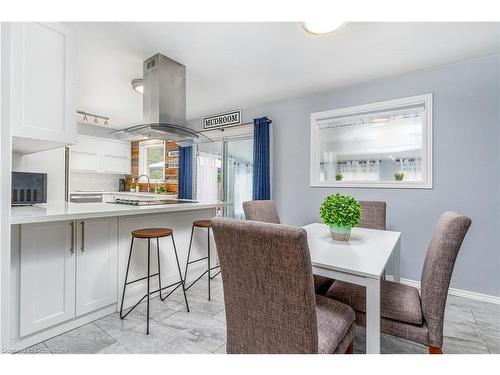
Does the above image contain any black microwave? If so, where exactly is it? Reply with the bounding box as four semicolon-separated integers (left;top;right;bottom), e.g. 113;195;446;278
12;172;47;206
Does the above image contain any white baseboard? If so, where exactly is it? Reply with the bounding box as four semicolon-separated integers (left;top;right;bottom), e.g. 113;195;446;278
385;275;500;306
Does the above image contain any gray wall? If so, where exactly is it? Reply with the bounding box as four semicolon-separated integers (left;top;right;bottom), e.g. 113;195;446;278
190;54;500;297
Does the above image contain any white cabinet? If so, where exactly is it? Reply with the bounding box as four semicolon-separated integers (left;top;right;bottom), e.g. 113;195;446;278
101;155;130;174
6;22;77;154
70;136;131;175
100;139;131;174
19;221;76;336
19;218;118;336
70;135;100;173
71;152;100;173
75;218;118;316
69;136;100;154
101;139;130;158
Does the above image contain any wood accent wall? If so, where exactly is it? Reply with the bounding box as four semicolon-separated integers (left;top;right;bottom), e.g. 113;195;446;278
126;140;179;194
165;141;179;192
131;141;139;177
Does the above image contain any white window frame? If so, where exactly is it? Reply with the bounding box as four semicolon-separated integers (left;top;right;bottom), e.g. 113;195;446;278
138;139;165;182
310;94;433;189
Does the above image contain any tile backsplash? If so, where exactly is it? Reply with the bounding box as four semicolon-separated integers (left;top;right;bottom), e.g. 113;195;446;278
70;172;123;192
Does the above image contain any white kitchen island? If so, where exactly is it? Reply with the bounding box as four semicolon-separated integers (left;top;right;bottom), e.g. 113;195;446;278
8;200;230;351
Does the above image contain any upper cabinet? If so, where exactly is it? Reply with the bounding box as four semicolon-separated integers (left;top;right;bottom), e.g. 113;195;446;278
70;135;131;175
5;22;77;154
100;139;131;174
69;136;100;173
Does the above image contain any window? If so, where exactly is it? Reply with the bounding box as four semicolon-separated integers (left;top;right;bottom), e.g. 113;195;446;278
310;94;433;188
138;140;165;182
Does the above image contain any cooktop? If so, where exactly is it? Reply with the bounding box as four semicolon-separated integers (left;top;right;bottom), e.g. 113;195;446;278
109;198;198;206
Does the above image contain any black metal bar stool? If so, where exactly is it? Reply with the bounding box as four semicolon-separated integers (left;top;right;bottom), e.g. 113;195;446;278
184;220;221;300
120;227;189;334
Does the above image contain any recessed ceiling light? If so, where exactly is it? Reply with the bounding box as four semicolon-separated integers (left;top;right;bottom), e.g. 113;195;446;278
302;21;345;35
131;78;143;94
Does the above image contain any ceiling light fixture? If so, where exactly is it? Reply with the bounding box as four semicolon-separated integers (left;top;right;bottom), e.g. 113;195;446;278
131;78;144;94
77;110;110;127
302;21;345;35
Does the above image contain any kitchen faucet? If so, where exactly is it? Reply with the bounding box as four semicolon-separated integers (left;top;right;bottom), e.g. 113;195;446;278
137;174;151;192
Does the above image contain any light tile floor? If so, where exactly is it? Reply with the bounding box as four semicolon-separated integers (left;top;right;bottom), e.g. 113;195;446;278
18;276;500;354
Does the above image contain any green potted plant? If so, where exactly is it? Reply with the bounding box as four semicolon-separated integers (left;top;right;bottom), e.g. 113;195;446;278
155;184;167;194
319;193;362;241
394;172;405;181
335;174;343;181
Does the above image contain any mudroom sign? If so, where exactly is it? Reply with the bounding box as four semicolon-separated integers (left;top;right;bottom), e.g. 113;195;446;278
202;110;242;130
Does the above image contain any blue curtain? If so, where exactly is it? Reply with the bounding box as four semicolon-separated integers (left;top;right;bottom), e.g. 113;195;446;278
178;146;193;199
252;117;271;200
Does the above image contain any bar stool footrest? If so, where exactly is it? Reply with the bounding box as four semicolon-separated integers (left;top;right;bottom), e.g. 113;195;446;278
210;269;221;279
121;280;185;318
187;256;209;265
185;269;210;290
120;294;147;320
124;272;160;286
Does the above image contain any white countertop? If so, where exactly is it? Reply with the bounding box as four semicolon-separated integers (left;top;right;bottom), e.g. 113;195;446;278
11;201;231;225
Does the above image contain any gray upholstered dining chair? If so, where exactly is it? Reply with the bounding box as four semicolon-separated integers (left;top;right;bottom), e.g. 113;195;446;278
242;200;334;295
326;211;471;354
358;201;386;230
242;200;281;224
211;217;356;354
315;201;387;295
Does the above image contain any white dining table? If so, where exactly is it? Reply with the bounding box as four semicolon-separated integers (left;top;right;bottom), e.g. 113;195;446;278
303;223;401;354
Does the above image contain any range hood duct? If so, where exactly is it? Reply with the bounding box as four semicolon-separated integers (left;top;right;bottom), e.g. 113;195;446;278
144;54;185;128
111;53;210;145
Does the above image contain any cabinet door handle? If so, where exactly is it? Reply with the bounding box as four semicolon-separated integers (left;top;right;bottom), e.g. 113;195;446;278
70;221;74;254
80;221;85;253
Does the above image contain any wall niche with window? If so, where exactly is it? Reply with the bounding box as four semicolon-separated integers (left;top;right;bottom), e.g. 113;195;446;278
310;94;433;189
129;139;179;194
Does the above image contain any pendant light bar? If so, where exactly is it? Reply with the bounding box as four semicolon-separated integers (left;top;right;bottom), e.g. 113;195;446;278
77;110;110;127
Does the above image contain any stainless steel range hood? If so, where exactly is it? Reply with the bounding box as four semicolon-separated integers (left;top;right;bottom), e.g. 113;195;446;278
111;53;210;145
